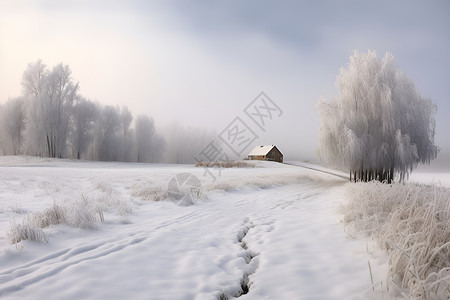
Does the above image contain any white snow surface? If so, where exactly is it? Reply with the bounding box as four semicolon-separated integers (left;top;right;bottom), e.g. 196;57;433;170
409;171;450;188
0;157;388;299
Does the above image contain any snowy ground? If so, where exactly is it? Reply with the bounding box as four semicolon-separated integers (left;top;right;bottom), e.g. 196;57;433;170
409;171;450;188
0;157;391;299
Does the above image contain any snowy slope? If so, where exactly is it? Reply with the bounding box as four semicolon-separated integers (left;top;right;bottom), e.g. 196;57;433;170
0;157;387;299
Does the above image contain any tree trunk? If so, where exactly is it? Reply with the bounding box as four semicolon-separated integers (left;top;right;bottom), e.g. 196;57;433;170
46;134;51;157
388;167;394;184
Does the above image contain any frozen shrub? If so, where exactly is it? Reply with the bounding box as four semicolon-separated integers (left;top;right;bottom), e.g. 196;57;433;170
116;202;133;216
96;181;114;194
7;221;47;244
131;185;167;201
30;204;65;228
63;199;98;230
7;196;102;245
28;200;98;230
341;182;450;298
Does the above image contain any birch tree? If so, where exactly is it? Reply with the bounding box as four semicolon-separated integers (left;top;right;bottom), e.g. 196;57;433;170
317;50;439;183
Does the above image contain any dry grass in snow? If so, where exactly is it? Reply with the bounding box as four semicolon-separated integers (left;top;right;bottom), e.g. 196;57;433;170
7;222;48;244
5;187;134;244
341;182;450;299
7;198;101;244
195;161;256;168
130;172;327;204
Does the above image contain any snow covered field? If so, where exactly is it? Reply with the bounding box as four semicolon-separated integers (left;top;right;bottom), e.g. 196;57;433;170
409;172;450;189
0;157;392;299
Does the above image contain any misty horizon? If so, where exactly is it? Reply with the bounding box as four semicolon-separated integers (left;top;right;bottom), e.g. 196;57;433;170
1;1;449;169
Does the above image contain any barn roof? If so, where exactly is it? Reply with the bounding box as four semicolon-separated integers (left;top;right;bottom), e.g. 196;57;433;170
248;145;277;156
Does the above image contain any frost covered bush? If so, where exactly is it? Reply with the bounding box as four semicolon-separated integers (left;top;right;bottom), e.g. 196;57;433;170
318;50;438;183
341;182;450;298
131;184;167;201
62;199;98;230
31;204;66;228
7;221;48;244
7;197;102;244
30;200;98;230
95;182;132;217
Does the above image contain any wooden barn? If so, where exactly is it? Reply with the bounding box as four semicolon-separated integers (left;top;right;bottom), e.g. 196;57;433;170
247;145;283;163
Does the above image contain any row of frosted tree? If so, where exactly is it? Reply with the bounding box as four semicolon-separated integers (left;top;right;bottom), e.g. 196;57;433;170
0;60;222;163
318;50;438;183
0;60;166;162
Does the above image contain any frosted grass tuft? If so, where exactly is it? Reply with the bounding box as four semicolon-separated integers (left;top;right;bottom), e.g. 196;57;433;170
341;182;450;299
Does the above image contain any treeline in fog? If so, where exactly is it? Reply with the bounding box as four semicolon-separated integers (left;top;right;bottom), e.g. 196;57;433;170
0;60;217;163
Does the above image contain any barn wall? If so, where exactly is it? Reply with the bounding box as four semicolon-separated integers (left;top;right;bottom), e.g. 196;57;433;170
267;148;283;163
248;155;265;161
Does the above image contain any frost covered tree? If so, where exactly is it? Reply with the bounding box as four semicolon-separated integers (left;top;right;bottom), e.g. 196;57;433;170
317;50;438;183
71;98;99;159
45;63;79;158
93;105;121;161
1;60;167;163
0;97;26;155
21;60;49;156
134;115;165;163
21;61;78;158
120;106;134;162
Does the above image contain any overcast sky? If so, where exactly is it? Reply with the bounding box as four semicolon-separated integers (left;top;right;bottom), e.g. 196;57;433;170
1;0;449;163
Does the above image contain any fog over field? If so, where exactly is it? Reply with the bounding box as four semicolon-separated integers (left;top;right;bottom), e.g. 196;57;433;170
1;1;450;299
